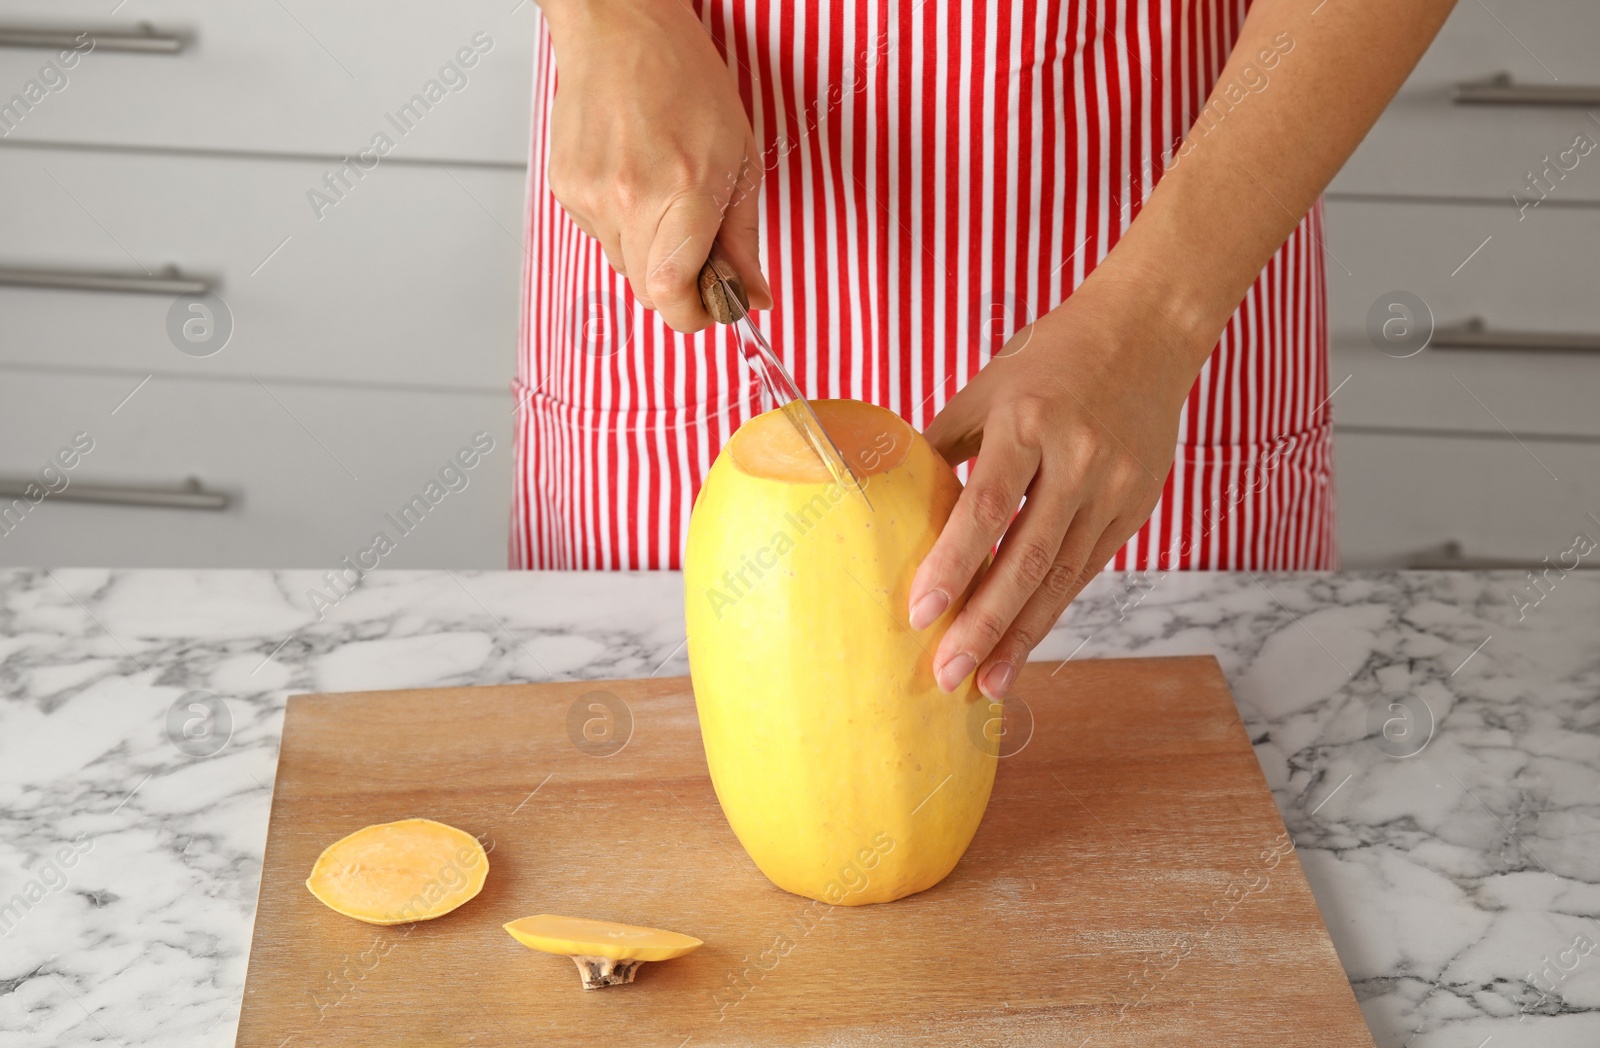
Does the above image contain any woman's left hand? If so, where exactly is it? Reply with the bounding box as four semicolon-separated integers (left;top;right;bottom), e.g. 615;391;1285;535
909;265;1206;699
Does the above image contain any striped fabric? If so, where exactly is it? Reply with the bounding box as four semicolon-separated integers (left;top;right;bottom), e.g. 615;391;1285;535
512;0;1335;571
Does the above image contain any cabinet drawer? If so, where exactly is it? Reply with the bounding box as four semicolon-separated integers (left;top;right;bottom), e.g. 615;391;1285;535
0;147;524;390
1331;0;1600;199
0;0;533;163
0;370;511;568
1335;430;1600;570
1324;198;1600;438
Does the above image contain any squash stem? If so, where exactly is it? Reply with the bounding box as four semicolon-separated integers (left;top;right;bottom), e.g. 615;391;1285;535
571;955;644;989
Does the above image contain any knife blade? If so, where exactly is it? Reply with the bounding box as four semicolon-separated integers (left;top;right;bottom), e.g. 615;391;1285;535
697;252;873;510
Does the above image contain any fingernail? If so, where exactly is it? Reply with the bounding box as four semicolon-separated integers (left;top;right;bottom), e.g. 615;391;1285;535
909;589;950;631
981;661;1016;700
936;653;976;693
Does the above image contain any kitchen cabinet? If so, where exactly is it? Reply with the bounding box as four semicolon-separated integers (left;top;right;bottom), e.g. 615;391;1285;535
0;2;533;568
0;369;512;568
1323;0;1600;568
0;0;534;163
1335;431;1600;570
1324;199;1600;441
0;148;523;390
1330;0;1600;200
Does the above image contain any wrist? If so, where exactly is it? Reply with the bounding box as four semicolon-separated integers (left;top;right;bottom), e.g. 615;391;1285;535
1066;252;1222;412
1088;235;1235;361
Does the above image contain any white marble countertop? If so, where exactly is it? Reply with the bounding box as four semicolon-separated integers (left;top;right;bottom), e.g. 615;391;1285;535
0;568;1595;1047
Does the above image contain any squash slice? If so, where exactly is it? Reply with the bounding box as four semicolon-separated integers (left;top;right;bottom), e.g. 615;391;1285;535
504;914;702;988
306;818;487;925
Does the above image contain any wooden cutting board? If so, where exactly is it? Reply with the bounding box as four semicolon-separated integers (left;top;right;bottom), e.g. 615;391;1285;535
237;656;1373;1047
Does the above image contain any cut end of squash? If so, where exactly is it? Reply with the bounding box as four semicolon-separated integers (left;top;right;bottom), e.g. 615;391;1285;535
729;399;913;483
504;914;702;962
504;915;703;989
306;818;488;926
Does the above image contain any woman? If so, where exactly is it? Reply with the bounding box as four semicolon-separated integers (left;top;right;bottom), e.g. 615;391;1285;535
514;0;1454;698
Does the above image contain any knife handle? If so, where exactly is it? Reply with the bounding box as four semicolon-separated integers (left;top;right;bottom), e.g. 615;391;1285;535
697;247;750;325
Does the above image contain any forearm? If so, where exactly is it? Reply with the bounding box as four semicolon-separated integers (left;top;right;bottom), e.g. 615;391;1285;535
1099;0;1457;370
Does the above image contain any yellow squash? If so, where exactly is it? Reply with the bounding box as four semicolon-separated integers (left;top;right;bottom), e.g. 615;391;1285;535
684;399;997;906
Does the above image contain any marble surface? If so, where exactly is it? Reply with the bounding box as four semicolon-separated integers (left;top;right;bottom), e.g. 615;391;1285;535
0;568;1595;1047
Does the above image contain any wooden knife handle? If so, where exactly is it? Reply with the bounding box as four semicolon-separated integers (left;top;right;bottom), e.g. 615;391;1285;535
697;247;749;324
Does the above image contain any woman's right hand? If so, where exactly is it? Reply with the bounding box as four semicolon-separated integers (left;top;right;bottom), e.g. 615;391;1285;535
541;0;772;332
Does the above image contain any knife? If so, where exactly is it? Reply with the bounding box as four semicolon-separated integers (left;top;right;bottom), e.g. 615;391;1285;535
697;250;873;510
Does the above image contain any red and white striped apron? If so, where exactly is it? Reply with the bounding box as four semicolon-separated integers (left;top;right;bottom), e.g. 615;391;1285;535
512;0;1336;572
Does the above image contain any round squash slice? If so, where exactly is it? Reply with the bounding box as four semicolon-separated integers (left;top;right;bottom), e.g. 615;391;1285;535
306;818;488;925
504;914;703;989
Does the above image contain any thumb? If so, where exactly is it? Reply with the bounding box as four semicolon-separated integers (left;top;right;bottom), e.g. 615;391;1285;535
923;383;985;467
715;155;773;310
645;190;726;333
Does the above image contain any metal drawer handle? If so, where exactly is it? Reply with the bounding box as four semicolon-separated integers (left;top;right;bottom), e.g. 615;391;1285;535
0;476;229;511
0;24;186;54
1454;73;1600;107
1432;317;1600;355
1406;541;1599;571
0;265;209;296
